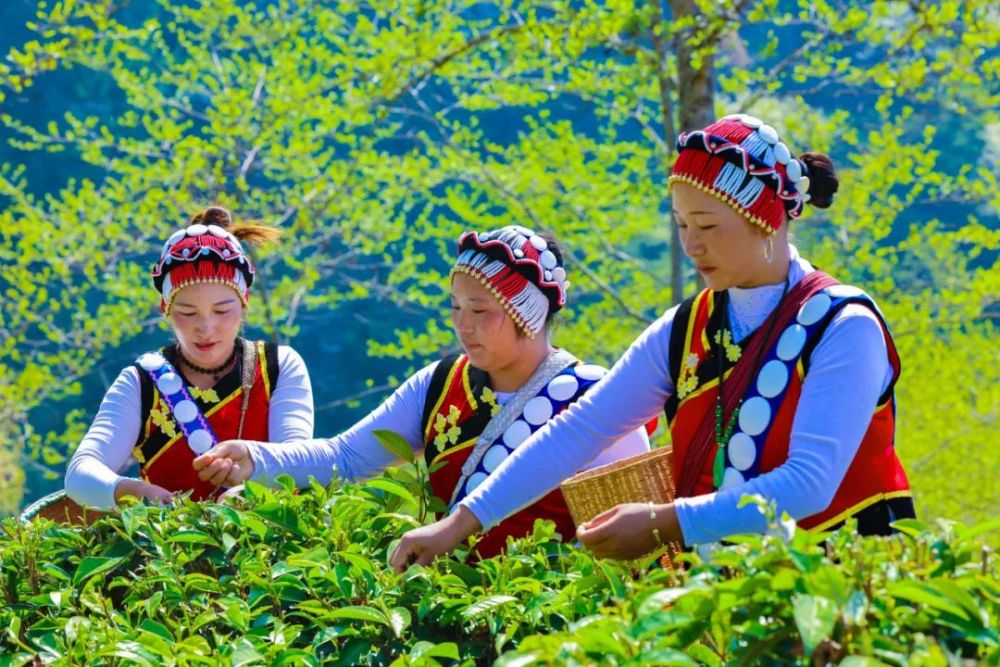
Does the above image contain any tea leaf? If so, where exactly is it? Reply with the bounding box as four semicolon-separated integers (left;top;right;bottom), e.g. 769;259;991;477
410;640;460;660
230;638;265;667
462;595;519;620
251;502;306;536
324;605;389;627
793;595;837;658
71;556;124;587
138;618;174;642
364;477;418;506
891;518;932;539
389;607;411;638
168;529;219;547
889;581;971;620
373;429;415;464
956;518;1000;544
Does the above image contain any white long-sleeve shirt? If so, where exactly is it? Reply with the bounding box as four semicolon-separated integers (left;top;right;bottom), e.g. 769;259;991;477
459;248;895;545
64;345;314;509
246;361;650;488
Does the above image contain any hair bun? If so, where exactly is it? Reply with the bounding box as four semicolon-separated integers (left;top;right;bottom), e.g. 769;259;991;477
799;152;838;209
190;206;233;228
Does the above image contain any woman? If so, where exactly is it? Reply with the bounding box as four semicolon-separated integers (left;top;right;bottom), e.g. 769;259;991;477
193;226;651;559
389;114;915;569
63;206;314;510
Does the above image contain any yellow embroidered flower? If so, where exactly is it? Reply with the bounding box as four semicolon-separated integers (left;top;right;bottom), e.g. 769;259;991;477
677;353;701;399
434;425;462;448
679;375;699;398
714;330;742;363
188;386;220;403
480;387;501;417
434;404;464;448
150;401;177;438
725;343;741;363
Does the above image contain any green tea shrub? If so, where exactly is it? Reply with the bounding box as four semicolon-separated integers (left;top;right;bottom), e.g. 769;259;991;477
1;472;996;666
499;505;1000;666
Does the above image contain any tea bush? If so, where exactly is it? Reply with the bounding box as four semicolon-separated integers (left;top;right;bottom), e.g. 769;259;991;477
1;468;997;666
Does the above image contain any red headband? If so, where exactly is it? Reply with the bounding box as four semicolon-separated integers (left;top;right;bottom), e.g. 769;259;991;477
669;114;811;234
152;224;254;313
452;226;567;337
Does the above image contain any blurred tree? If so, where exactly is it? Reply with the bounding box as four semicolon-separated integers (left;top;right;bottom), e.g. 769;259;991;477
0;0;996;521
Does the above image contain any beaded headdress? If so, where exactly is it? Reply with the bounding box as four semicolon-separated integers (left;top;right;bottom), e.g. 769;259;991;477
669;114;813;234
452;226;568;338
151;224;255;314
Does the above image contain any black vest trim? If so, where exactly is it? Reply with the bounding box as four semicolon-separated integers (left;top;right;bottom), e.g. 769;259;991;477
263;341;280;395
419;354;492;467
798;296;899;407
420;354;461;437
665;295;697;424
664;291;755;423
824;496;916;536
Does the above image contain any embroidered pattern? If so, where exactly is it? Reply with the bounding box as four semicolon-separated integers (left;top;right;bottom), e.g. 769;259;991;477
677;353;701;399
188;386;220;403
150;398;177;438
480;386;501;417
433;404;463;449
714;329;742;363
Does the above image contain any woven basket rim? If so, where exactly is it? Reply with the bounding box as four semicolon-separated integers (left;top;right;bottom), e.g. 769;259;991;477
562;446;673;488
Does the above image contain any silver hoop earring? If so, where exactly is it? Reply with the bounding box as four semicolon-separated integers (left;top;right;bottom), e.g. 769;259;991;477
763;236;775;263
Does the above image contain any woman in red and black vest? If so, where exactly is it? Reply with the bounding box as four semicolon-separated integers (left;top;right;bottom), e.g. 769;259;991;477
194;227;651;559
64;206;314;510
391;114;915;568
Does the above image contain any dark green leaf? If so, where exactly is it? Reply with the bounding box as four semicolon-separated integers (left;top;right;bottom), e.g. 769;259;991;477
72;556;124;587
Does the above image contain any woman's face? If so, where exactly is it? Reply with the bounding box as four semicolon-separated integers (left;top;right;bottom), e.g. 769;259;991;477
671;182;774;290
451;272;526;371
168;282;243;369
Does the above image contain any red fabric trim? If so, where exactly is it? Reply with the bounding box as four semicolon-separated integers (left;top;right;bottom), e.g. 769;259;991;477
162;261;239;288
672;118;790;232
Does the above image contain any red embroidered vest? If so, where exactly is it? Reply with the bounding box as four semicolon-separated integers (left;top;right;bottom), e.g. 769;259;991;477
133;340;278;499
665;285;912;533
421;354;600;559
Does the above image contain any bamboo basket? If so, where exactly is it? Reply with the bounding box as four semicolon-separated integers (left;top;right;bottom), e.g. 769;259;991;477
560;447;683;566
19;491;105;527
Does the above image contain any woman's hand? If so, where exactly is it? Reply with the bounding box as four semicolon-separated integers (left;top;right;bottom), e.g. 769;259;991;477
114;478;174;505
192;440;255;486
389;505;482;573
576;502;680;560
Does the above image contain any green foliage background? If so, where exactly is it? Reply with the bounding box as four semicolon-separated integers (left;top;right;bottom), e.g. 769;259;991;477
0;0;997;528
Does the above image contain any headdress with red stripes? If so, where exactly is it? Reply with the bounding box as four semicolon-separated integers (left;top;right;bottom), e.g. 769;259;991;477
451;226;568;338
669;114;815;234
151;223;255;314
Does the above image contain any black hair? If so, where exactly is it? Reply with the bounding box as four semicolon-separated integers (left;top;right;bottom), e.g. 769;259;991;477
799;153;839;209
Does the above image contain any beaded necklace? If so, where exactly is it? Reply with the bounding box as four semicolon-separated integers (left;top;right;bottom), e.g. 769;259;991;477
178;343;238;382
712;276;790;488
